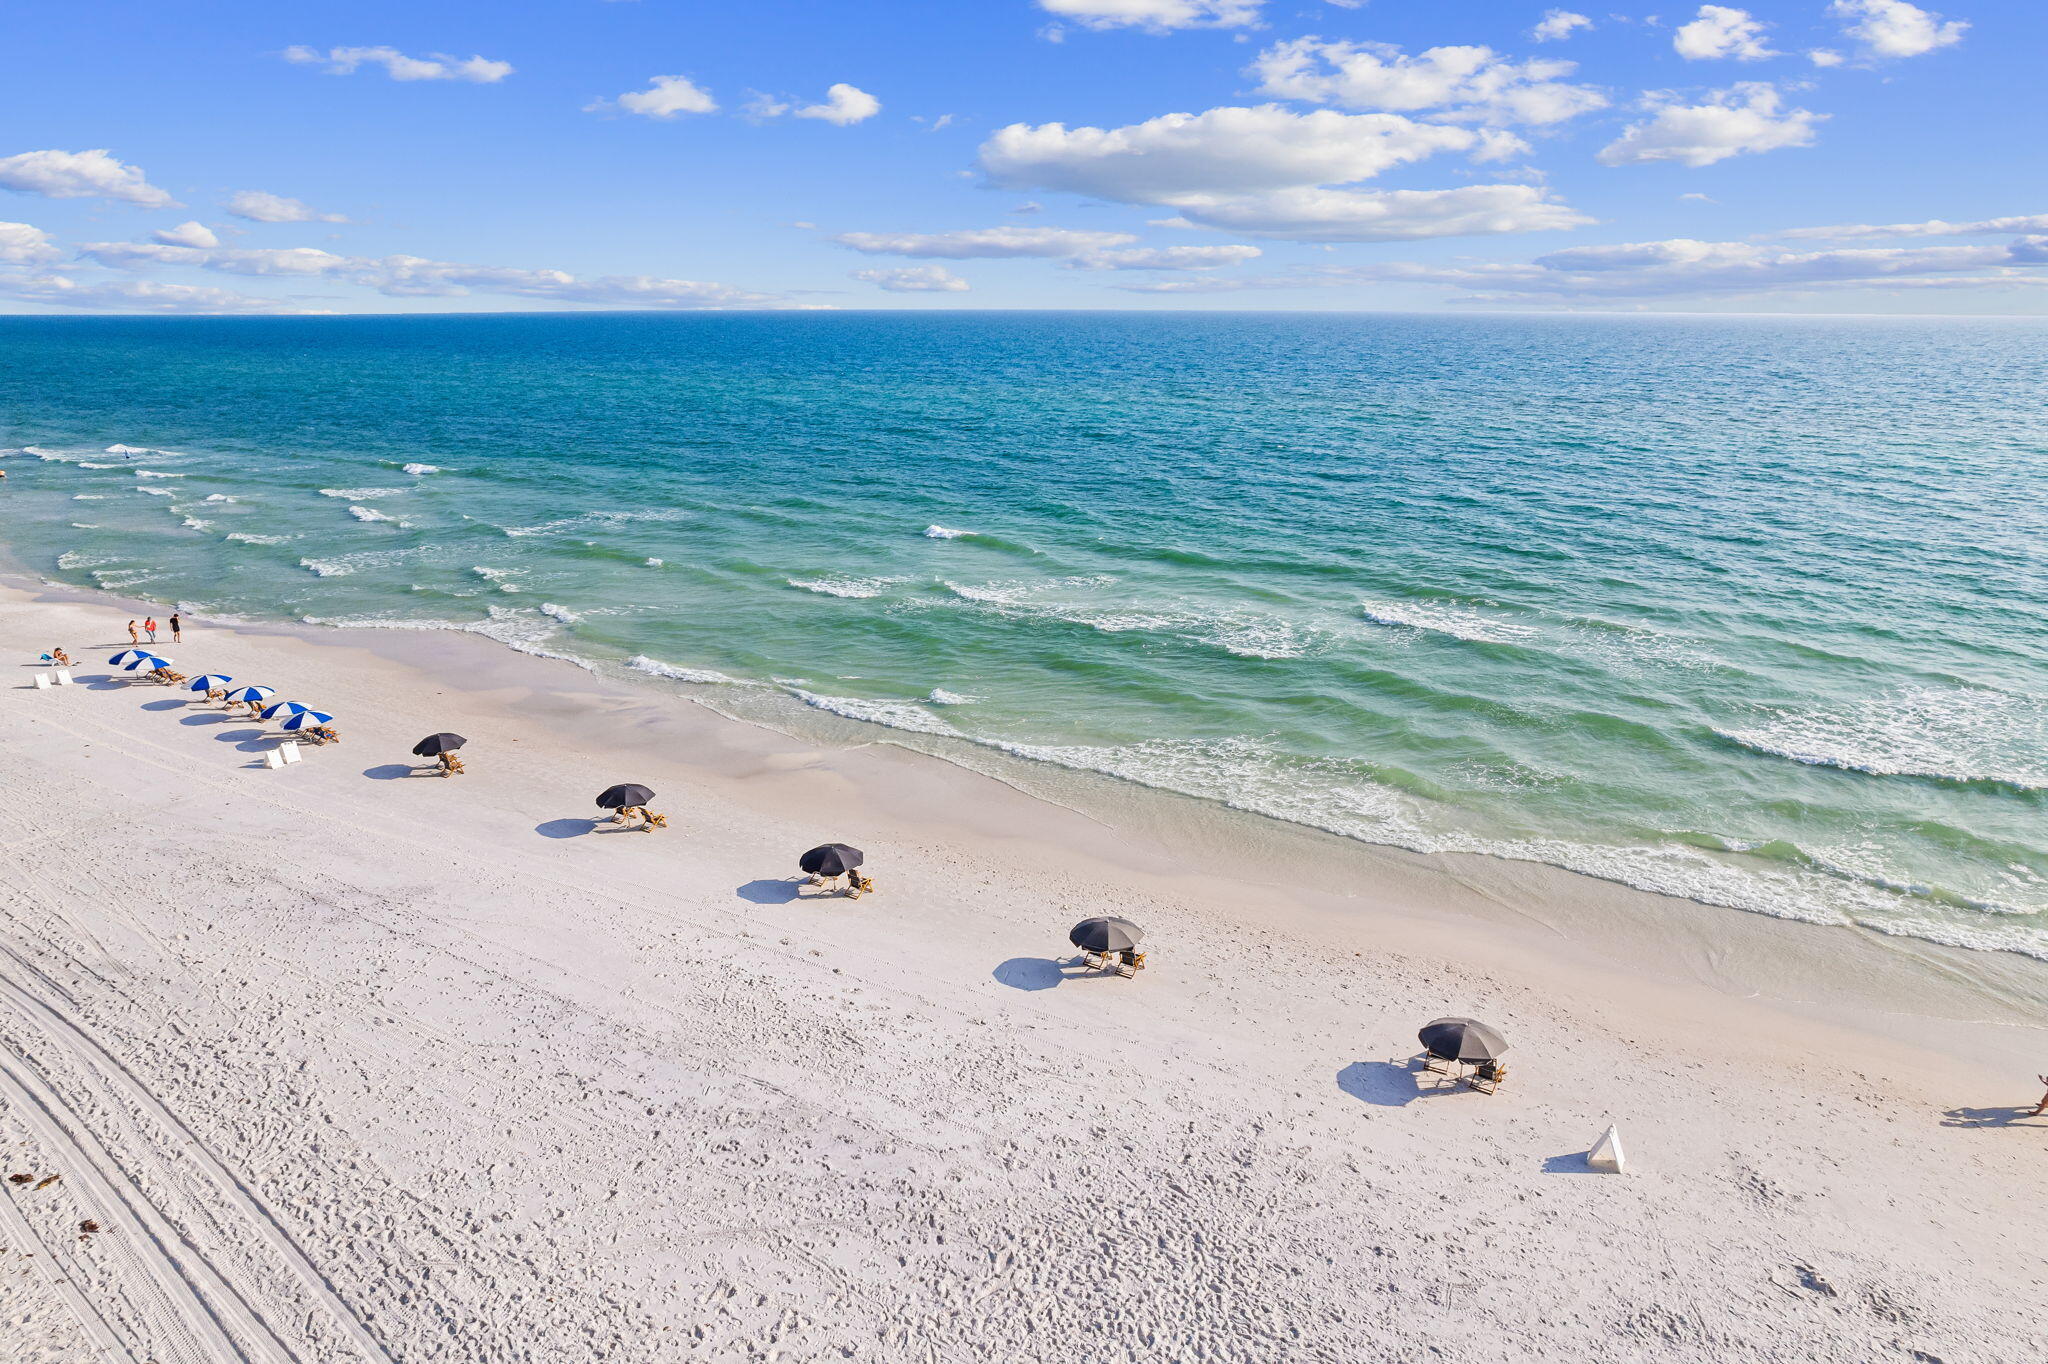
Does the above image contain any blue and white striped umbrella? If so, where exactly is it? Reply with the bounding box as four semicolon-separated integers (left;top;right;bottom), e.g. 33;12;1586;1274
187;674;233;692
222;685;275;704
277;709;334;732
108;649;152;666
260;699;319;721
121;654;171;671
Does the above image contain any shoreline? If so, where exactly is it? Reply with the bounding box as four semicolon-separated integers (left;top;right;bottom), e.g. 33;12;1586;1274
9;570;2045;1061
6;575;2048;1361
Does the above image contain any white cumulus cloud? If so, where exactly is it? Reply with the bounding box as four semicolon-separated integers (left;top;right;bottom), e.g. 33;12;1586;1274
0;149;175;208
794;84;881;125
1531;10;1593;42
1037;0;1263;32
979;105;1587;244
588;75;718;119
1674;6;1779;61
224;190;348;224
981;105;1476;202
832;226;1140;259
0;275;307;314
1070;244;1264;270
1165;185;1592;242
1331;235;2047;302
67;236;794;310
151;221;220;248
283;45;513;83
1598;84;1822;167
1828;0;1967;59
1774;213;2048;240
852;266;970;292
1249;38;1607;126
0;221;60;264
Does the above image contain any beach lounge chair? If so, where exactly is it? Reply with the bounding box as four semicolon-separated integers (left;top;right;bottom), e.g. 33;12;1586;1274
1422;1052;1463;1080
1466;1061;1507;1095
438;753;466;776
1114;950;1147;978
308;725;340;745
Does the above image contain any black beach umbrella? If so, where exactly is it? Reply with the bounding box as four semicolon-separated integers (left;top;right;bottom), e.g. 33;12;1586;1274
1418;1017;1509;1063
412;733;468;757
1069;917;1144;953
799;844;864;877
596;783;656;810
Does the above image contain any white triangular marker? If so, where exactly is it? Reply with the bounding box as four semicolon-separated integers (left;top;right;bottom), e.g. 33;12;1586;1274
264;748;287;769
54;670;72;685
279;742;302;764
33;674;51;689
1587;1125;1626;1174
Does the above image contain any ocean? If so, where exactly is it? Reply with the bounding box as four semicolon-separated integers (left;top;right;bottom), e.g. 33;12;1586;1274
3;311;2044;957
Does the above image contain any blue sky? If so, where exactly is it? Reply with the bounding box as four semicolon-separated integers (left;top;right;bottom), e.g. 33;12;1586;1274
0;0;2038;313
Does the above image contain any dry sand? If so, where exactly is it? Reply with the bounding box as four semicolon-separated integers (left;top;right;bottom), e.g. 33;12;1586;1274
2;579;2045;1363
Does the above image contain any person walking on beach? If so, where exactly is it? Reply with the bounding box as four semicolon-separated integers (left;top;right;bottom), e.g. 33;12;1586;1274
2027;1076;2048;1119
170;612;181;643
144;616;157;643
127;619;139;644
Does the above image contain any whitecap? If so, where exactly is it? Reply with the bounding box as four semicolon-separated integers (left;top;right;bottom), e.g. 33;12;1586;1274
924;524;971;539
136;470;185;478
402;463;441;475
320;487;407;499
539;602;578;623
69;522;100;529
788;575;901;599
348;505;412;527
1715;686;2048;790
927;688;978;705
180;517;212;531
77;462;124;469
203;493;237;503
789;687;959;737
645;558;664;567
71;494;106;501
627;654;735;685
299;558;353;577
1359;598;1539;646
227;533;290;545
104;444;150;455
135;486;175;496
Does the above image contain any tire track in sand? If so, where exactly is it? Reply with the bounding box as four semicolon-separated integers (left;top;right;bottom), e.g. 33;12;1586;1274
0;960;396;1364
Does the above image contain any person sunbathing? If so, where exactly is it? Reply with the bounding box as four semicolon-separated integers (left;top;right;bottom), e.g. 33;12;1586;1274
49;648;71;667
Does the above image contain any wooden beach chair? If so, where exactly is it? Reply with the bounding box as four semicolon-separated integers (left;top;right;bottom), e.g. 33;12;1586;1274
308;725;340;745
438;754;466;776
1115;950;1147;979
1466;1061;1507;1095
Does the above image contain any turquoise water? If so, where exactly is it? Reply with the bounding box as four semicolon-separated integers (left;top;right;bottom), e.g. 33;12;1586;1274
3;312;2045;956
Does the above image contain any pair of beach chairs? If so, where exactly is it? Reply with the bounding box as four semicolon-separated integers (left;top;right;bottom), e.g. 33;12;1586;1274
434;754;466;777
1081;949;1147;978
806;872;874;898
1422;1054;1509;1094
613;805;667;831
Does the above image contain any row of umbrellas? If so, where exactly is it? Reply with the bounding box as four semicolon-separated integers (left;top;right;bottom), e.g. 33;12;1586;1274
109;654;336;732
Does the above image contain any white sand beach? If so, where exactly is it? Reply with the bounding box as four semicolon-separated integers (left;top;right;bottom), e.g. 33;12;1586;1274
3;578;2046;1363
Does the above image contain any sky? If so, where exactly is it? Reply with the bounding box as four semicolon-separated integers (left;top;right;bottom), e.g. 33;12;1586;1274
0;0;2040;315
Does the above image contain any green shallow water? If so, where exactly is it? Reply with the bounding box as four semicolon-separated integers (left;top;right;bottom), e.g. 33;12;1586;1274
3;311;2045;955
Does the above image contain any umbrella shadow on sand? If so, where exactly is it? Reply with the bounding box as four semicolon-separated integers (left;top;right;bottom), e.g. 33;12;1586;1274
1941;1106;2045;1129
179;712;236;726
1335;1060;1437;1107
140;698;186;711
363;764;420;780
535;818;602;839
991;957;1075;992
213;728;280;753
736;880;804;905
